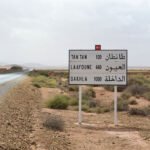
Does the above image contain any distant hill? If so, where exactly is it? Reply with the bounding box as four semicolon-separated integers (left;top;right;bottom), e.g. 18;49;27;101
0;65;23;73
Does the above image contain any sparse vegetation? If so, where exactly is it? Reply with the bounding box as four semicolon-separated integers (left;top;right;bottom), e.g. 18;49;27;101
30;70;150;117
129;108;146;116
88;100;97;108
143;92;150;101
120;92;131;100
47;95;70;109
29;70;150;149
28;70;49;77
82;104;90;112
129;106;150;116
68;85;78;92
32;75;57;88
125;84;149;97
69;97;78;106
82;88;96;100
114;98;129;111
96;107;110;114
104;85;127;92
129;99;138;105
43;114;65;131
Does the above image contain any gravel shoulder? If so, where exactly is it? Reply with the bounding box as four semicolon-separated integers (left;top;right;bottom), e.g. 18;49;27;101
0;78;41;150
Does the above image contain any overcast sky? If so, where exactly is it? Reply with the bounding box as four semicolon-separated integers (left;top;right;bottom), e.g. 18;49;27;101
0;0;150;67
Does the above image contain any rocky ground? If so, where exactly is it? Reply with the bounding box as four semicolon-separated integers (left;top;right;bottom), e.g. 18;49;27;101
0;79;150;150
0;79;41;149
0;79;70;150
40;87;150;150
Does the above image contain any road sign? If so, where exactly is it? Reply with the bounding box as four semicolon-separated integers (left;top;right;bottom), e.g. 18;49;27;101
95;45;101;51
69;50;127;85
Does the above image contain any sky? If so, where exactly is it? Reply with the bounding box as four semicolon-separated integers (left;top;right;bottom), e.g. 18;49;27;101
0;0;150;67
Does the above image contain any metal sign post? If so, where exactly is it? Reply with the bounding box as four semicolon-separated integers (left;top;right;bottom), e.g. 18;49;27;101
78;86;82;124
114;86;118;126
69;48;127;126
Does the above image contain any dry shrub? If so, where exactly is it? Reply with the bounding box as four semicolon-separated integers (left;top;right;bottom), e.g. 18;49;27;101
143;92;150;101
82;88;96;100
88;100;97;108
43;114;65;131
121;92;131;100
32;75;57;88
129;99;138;105
68;85;78;91
104;85;127;92
129;107;150;116
47;95;69;109
69;97;78;106
114;98;129;111
126;84;149;96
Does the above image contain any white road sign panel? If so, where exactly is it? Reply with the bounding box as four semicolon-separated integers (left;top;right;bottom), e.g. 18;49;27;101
69;50;127;85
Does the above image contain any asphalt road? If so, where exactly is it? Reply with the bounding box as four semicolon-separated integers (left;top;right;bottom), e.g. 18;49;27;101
0;73;26;96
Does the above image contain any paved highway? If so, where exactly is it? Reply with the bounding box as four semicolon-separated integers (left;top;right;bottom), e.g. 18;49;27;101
0;72;26;96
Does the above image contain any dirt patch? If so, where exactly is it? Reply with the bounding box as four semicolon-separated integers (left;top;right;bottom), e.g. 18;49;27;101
39;85;150;150
129;97;150;108
40;87;61;101
107;131;149;149
41;108;150;150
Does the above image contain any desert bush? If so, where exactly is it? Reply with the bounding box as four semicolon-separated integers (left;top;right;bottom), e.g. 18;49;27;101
145;106;150;115
82;88;96;100
32;75;57;88
88;100;97;108
128;75;150;86
43;114;65;131
82;104;90;112
105;75;150;93
29;70;49;77
69;98;78;106
104;85;127;92
112;98;129;111
62;82;68;89
47;95;69;109
128;76;144;86
129;99;138;105
129;108;146;116
53;71;68;78
125;84;150;97
129;107;150;116
103;86;114;92
33;83;41;88
120;92;131;99
68;85;78;92
143;92;150;101
118;98;129;111
96;107;110;114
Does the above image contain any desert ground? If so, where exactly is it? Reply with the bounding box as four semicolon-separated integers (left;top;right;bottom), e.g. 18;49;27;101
0;70;150;150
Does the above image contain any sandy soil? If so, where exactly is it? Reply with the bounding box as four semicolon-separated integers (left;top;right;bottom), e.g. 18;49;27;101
0;80;149;150
41;108;150;150
39;87;150;150
0;80;70;150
